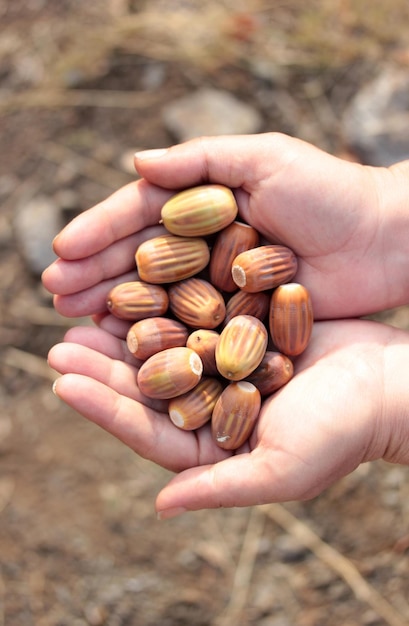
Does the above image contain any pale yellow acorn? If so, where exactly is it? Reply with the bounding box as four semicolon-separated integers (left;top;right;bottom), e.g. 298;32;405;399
223;290;270;327
215;314;268;381
245;350;294;396
126;317;189;361
231;245;298;292
209;221;259;292
269;283;313;356
186;329;220;376
211;381;261;450
135;234;210;284
168;277;226;329
106;281;169;321
137;347;203;399
168;377;224;430
161;184;238;237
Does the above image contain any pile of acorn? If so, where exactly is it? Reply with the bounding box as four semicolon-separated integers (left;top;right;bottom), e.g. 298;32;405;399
106;185;313;450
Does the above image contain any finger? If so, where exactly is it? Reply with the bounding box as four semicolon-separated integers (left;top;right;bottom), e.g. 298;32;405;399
52;179;173;261
91;312;132;340
53;270;138;317
43;225;166;296
134;133;306;190
62;326;134;363
52;373;226;472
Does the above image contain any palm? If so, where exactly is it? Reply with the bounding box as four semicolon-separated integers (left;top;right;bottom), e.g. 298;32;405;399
49;318;395;512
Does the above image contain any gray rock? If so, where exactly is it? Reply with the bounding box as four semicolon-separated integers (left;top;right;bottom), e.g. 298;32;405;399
162;87;263;142
342;67;409;166
13;195;64;276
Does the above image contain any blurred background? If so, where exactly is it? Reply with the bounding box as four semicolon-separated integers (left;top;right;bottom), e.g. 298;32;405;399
1;1;409;624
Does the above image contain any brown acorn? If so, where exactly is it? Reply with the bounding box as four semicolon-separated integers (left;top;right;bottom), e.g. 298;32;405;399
186;329;220;376
209;221;259;292
269;283;313;356
106;281;169;321
231;245;298;292
211;381;261;450
126;317;189;361
168;377;224;430
168;277;226;329
215;314;268;381
245;350;294;395
223;290;270;327
135;234;210;284
137;347;203;399
161;184;238;237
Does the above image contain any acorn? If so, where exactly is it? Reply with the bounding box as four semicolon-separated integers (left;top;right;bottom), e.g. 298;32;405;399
211;381;261;450
135;234;210;284
126;317;189;361
215;314;268;381
168;377;224;430
161;184;238;237
223;290;270;327
107;281;169;321
269;283;313;356
245;350;294;396
209;221;259;292
168;277;226;329
231;245;298;292
186;329;220;376
137;347;203;399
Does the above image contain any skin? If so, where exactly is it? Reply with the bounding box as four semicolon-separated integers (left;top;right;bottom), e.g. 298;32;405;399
43;133;409;518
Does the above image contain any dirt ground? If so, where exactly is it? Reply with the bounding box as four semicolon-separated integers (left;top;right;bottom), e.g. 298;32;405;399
1;2;409;625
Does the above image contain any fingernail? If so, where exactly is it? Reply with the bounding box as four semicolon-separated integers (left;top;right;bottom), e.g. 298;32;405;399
156;506;187;521
52;379;59;396
134;148;168;161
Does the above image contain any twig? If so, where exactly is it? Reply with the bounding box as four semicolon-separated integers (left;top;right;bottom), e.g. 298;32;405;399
261;503;408;626
1;347;57;382
214;507;265;626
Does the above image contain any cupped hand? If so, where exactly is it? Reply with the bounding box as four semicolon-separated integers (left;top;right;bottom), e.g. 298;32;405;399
48;318;409;517
42;133;405;321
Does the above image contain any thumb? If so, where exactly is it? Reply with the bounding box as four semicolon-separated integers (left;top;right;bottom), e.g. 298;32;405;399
134;133;295;190
155;450;314;518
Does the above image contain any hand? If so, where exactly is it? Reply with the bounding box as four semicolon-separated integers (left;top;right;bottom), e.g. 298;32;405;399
48;318;409;517
42;133;409;320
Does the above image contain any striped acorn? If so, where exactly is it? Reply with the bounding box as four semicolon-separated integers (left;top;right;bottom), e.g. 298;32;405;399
135;234;210;284
107;281;169;321
161;184;238;237
137;347;203;399
211;381;261;450
126;317;189;361
223;290;270;327
269;283;313;356
209;221;259;292
168;277;226;329
245;350;294;396
231;245;298;293
168;377;224;430
215;314;268;381
186;329;220;376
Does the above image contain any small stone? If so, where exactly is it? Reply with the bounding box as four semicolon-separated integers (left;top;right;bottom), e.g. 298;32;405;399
163;87;263;142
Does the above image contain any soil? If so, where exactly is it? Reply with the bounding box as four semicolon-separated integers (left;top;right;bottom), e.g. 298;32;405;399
1;2;409;625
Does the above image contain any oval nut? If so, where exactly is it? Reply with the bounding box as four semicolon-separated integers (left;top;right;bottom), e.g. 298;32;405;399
211;381;261;450
269;283;313;356
137;347;203;400
232;245;298;292
161;184;238;237
168;277;226;329
245;350;294;396
223;290;269;327
209;221;259;292
168;377;224;430
106;281;169;321
126;317;189;361
215;314;268;381
186;329;220;376
135;234;210;284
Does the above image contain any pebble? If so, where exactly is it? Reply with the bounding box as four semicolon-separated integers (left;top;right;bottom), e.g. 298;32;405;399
162;87;263;142
13;195;64;276
342;67;409;165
